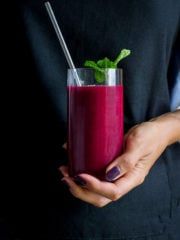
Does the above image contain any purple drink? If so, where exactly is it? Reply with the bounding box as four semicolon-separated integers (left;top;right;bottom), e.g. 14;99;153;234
67;69;123;179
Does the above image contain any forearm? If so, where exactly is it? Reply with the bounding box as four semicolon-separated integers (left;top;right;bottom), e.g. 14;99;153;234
150;110;180;146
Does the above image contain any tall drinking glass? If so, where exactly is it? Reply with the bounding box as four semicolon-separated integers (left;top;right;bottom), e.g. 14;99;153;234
67;68;123;180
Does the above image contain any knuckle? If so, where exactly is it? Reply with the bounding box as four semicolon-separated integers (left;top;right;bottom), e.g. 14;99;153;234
110;188;120;201
111;193;120;201
132;127;143;138
72;192;79;199
128;128;143;145
70;189;81;199
137;175;146;185
123;157;135;170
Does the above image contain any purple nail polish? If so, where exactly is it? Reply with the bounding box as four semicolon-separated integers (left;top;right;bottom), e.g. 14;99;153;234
106;166;121;182
74;176;86;186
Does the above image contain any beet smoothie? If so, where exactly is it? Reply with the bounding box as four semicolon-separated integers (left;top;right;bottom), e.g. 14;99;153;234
68;84;123;179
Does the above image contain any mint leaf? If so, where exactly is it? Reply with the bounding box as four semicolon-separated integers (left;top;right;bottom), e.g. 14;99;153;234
84;60;105;83
94;70;106;83
83;49;131;83
97;57;116;68
84;60;103;72
114;49;131;66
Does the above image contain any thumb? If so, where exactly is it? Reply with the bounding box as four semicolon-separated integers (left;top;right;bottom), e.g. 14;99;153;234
105;152;139;182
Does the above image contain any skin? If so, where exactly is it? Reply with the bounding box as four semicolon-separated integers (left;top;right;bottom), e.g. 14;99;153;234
59;110;180;208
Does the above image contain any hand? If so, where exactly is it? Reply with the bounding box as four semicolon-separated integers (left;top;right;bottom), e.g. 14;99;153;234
59;112;180;207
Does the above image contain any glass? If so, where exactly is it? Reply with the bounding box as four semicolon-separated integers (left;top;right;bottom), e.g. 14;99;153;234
67;68;123;180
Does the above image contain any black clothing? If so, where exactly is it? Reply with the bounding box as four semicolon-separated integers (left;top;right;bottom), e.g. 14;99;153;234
4;0;180;239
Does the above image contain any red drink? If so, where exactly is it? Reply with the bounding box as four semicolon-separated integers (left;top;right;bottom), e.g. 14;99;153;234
68;84;123;179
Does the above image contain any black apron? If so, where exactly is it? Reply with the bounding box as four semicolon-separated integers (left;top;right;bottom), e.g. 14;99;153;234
6;0;180;239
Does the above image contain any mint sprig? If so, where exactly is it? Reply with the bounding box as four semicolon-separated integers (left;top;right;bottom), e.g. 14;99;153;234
84;49;131;83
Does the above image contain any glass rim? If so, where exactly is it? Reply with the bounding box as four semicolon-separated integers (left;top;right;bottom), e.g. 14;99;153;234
67;67;123;71
67;68;123;86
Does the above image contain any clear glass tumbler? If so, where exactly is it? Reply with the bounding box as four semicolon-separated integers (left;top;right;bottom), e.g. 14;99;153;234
67;68;123;179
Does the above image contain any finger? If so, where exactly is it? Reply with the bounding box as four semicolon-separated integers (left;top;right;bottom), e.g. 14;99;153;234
74;161;147;201
62;177;111;208
105;151;140;182
62;142;67;150
59;165;69;177
106;128;148;182
74;174;122;201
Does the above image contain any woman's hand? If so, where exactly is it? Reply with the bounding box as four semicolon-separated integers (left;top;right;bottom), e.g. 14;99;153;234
59;111;180;207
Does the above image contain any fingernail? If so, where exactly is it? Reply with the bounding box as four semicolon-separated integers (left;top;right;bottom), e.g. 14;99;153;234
74;176;86;186
61;179;70;189
106;166;121;182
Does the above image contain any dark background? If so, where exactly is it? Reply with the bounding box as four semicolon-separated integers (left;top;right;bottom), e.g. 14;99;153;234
1;0;180;239
2;1;52;239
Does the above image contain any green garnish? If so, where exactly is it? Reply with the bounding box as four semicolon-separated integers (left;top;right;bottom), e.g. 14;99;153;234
84;49;131;83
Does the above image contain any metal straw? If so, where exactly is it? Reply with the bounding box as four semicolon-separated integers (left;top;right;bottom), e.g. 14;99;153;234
45;1;81;86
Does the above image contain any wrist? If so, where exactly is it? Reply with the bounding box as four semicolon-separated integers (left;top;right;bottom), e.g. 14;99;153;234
149;110;180;146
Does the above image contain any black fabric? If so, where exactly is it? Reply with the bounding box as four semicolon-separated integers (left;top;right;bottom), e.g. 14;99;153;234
3;0;180;239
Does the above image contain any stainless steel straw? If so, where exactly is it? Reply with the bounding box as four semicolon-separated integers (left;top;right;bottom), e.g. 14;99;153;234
45;2;81;86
